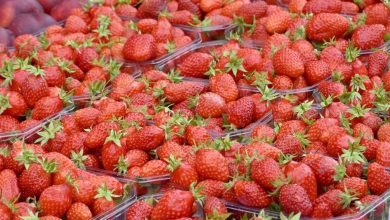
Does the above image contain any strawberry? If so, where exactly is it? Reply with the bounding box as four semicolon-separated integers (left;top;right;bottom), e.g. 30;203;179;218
66;202;93;220
164;81;206;103
352;24;386;50
123;34;156;62
166;10;193;25
102;130;126;171
376;142;390;167
195;180;225;197
271;99;293;123
289;0;307;13
364;3;390;25
39;184;72;217
265;10;292;34
125;200;153;219
152;18;173;43
251;124;276;142
84;121;120;149
93;198;116;216
71;179;97;206
377;122;390;142
250;157;284;191
76;47;98;72
13;202;37;220
126;125;165;151
61;132;87;157
20;74;50;108
204;196;228;218
314;189;345;216
335;177;368;198
304;60;331;85
32;96;64;120
123;149;149;169
177;52;213;78
195;148;229;182
303;0;342;14
43;66;66;87
341;2;360;15
307;155;338;186
279;184;313;216
64;15;88;34
195;92;225;118
306;13;349;42
284;161;318;202
74;107;101;129
273;47;305;78
14;34;41;58
210;73;239;102
0;202;11;219
137;0;168;19
18;161;54;199
368;51;389;77
115;4;138;18
151;189;195;219
311;202;333;218
0;91;27;117
236;1;267;23
185;125;212;146
0;169;19;202
225;96;255;129
167;156;199;190
177;0;201;17
234;180;271;208
290;39;317;64
326;133;355;157
140;159;169;178
317;81;345;98
200;0;223;13
0;115;19;133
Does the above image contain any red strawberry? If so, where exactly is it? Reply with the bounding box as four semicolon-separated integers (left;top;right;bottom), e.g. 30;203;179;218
13;202;37;220
177;0;201;17
84;122;120;149
210;73;239;102
0;202;11;219
364;3;390;25
311;202;333;218
273;75;293;90
126;125;165;151
177;52;213;78
303;0;342;14
43;66;66;87
64;15;88;34
304;60;331;85
166;10;193;25
326;133;354;157
0;91;27;117
273;47;305;78
32;96;64;120
306;13;349;42
151;189;195;219
126;200;153;219
164;81;206;103
335;177;368;198
352;24;385;50
233;180;271;208
60;132;87;157
265;10;292;34
306;155;338;186
368;51;389;77
290;39;317;64
0;169;19;202
73;107;101;129
71;179;97;206
20;74;50;108
168;157;198;190
314;189;345;216
184;125;212;146
317;81;345;98
250;157;284;191
66;202;93;220
0;115;19;133
279;184;313;216
271;99;293;123
123;149;149;169
236;1;267;23
76;47;98;72
195;180;225;197
225;96;255;129
377;122;390;142
39;184;72;217
320;46;345;70
137;0;167;19
204;196;228;218
18;162;54;199
102;131;126;171
156;141;187;162
195;148;229;182
195;92;225;118
123;34;156;62
140;159;169;178
289;0;307;13
376;142;390;167
14;34;41;58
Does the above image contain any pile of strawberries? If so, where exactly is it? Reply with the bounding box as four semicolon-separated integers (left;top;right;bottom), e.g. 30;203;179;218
1;0;390;219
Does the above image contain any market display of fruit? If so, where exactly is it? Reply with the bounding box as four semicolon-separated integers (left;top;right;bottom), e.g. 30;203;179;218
1;0;390;219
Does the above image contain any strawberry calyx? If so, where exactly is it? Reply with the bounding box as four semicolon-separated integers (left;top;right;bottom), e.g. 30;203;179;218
128;20;141;34
347;103;370;119
331;71;344;82
212;135;234;152
165;41;177;54
339;113;353;135
19;210;41;220
0;146;10;157
87;80;109;101
94;15;112;40
293;100;314;124
35;120;63;146
37;32;50;50
293;132;311;149
38;157;58;174
0;60;16;86
187;94;199;109
190;16;212;28
104;129;125;147
334;158;347;181
165;154;182;172
345;42;361;63
24;65;44;77
341;137;367;164
59;88;74;107
206;209;231;220
115;155;129;175
223;50;247;77
158;9;173;19
107;59;122;81
225;31;243;43
249;71;272;89
258;86;279;106
14;143;41;169
320;94;334;108
339;187;359;209
252;210;273;220
167;69;183;83
232;16;255;36
83;0;104;11
189;182;205;205
278;153;295;166
270;175;291;197
0;93;11;114
56;59;76;74
95;184;121;201
205;60;222;77
70;149;88;170
290;25;306;41
280;212;301;220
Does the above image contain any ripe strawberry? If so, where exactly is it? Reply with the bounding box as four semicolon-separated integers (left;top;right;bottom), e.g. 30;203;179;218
157;141;187;161
314;189;344;216
76;47;98;72
123;34;156;62
60;132;87;157
168;157;198;190
64;15;88;34
250;157;284;191
376;142;390;167
137;19;158;33
0;115;19;133
234;180;271;208
177;52;213;78
284;161;318;202
210;73;239;102
102;132;126;171
178;0;201;17
126;200;153;219
93;197;116;216
364;3;390;25
185;125;212;146
66;202;93;220
0;91;27;117
368;50;389;77
39;184;72;217
32;96;64;120
164;81;206;103
265;10;292;34
279;184;313;216
115;4;137;18
273;75;293;90
303;0;342;14
140;159;169;178
251;124;276;142
13;202;37;220
312;202;333;218
335;177;368;198
225;96;255;129
352;24;385;50
195;180;225;197
18;162;54;199
273;47;305;78
151;189;195;219
166;10;193;25
304;60;331;85
152;18;173;43
271;99;293;123
307;155;337;186
73;107;101;129
84;122;120;149
317;81;345;98
204;196;228;218
289;0;307;13
326;133;354;157
20;74;50;108
123;149;149;169
236;1;267;23
195;92;225;118
377;122;390;142
14;34;41;58
0;169;19;202
307;13;349;42
126;125;165;151
0;202;11;219
71;179;97;206
263;33;291;58
290;39;317;64
200;0;222;13
195;148;229;182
